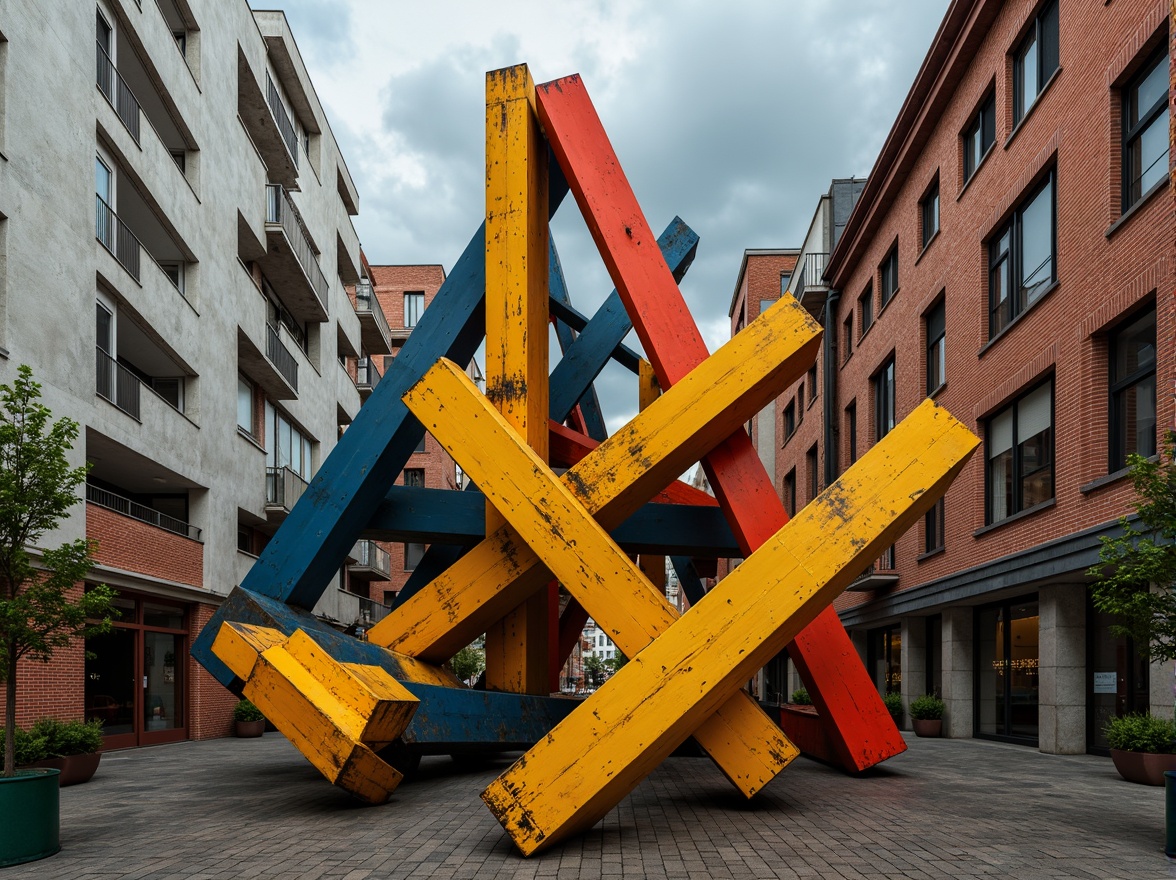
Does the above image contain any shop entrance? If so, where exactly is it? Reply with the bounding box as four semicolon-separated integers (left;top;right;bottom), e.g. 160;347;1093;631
1087;599;1148;754
976;596;1039;743
85;592;188;749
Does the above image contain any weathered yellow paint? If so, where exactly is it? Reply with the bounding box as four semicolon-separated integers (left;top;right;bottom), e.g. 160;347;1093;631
368;295;822;658
636;359;665;590
480;400;979;854
484;63;551;695
212;623;418;805
400;352;797;797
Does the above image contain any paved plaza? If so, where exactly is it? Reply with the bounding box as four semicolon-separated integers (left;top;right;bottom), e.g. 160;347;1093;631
7;733;1173;879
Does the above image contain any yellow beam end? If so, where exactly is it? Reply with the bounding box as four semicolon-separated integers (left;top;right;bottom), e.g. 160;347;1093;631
211;621;285;681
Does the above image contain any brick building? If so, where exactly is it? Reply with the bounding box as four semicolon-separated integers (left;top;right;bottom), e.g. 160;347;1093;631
764;0;1172;754
3;1;373;746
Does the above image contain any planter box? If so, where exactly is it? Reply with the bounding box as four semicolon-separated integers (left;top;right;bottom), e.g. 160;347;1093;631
236;720;265;738
1110;749;1176;786
912;719;942;738
0;769;60;867
778;704;840;766
26;753;102;786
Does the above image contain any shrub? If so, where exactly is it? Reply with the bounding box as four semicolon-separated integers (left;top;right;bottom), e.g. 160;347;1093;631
233;699;264;723
882;692;904;721
909;694;945;721
790;687;812;705
1104;713;1176;753
30;717;103;756
0;727;48;765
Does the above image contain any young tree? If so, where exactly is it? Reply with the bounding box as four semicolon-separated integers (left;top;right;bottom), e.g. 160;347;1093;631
1088;432;1176;663
0;366;115;776
449;643;485;686
583;654;605;688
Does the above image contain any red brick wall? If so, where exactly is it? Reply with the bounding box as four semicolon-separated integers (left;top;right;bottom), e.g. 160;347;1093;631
12;582;85;726
771;0;1174;612
87;502;204;588
187;603;237;739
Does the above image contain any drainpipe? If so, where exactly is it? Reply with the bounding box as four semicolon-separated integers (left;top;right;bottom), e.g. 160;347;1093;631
823;289;841;488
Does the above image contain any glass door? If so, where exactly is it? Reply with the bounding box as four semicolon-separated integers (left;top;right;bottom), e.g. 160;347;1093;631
1088;599;1148;754
976;596;1039;743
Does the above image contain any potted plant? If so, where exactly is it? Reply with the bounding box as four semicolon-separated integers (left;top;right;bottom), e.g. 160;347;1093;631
1103;713;1176;785
233;699;265;737
882;692;904;727
24;719;103;786
0;367;116;866
909;694;945;737
790;687;812;705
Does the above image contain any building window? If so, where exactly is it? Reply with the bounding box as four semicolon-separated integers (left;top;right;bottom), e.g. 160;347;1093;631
404;292;424;328
797;384;805;420
806;445;819;501
859;284;873;335
807;366;818;403
1123;47;1170;211
780;273;791;296
874;358;895;442
879;248;899;307
1013;0;1059;125
926;299;946;395
403;468;425;488
267;404;312;480
1109;307;1156;470
920;180;940;249
783;469;796;517
237;376;257;437
414;432;427;454
988;169;1055;337
963;92;996;183
846;401;857;465
986;379;1053;523
925;498;945;554
405;543;425;571
783;400;796;440
842;312;853;363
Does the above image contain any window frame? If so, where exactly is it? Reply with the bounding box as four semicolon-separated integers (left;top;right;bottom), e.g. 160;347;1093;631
1122;45;1170;212
873;357;895;443
1108;305;1157;471
806;444;819;502
783;400;796;440
783;469;796;517
963;91;996;184
859;283;874;336
984;377;1055;525
403;468;426;488
988;168;1056;338
924;497;945;554
846;401;858;465
879;248;899;308
404;291;425;328
1013;0;1060;126
926;299;946;396
842;312;854;363
920;179;940;250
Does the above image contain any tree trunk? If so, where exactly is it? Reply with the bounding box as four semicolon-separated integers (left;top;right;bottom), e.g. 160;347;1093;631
4;643;16;776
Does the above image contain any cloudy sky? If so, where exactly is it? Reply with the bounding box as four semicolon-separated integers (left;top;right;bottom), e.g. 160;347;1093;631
262;0;950;431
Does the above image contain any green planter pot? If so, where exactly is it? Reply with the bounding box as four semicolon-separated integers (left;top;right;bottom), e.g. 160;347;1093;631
0;769;61;866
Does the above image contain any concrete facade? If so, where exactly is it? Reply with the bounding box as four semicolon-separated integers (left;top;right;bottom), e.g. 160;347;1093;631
0;0;375;743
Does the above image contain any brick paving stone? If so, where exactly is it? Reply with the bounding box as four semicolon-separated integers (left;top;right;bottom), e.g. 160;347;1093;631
2;734;1173;878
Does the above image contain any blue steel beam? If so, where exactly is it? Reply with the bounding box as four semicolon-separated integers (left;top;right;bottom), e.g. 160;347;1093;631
549;241;607;441
670;555;708;608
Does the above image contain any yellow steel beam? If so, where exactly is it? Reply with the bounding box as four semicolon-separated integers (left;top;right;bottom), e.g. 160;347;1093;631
483;63;551;694
368;295;822;659
480;400;979;854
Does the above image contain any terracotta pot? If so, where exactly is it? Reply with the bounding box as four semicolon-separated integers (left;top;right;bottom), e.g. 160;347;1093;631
1110;749;1176;785
235;720;265;738
912;718;942;738
26;753;101;786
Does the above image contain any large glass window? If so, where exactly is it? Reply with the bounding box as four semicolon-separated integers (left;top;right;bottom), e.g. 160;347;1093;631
874;358;895;442
267;405;312;480
1123;48;1170;210
859;284;873;335
986;379;1053;523
869;625;902;695
783;400;796;439
989;170;1055;337
1088;594;1149;753
976;597;1038;742
921;180;940;249
404;292;424;328
1013;0;1060;125
1109;307;1156;470
236;376;256;436
924;498;945;554
926;299;946;395
963;93;996;183
879;249;899;307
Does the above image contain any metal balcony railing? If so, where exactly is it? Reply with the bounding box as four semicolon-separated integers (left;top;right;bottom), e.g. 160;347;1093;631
265;73;299;168
355;280;391;343
96;41;141;143
265;184;328;312
352;539;392;578
356;357;381;391
265;323;299;392
95;347;141;420
86;484;201;540
357;596;391;626
266;465;308;512
96;195;142;281
801;252;829;289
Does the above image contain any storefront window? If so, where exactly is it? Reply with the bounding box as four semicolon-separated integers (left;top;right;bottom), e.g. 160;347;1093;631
869;624;902;695
1088;598;1149;754
976;597;1039;742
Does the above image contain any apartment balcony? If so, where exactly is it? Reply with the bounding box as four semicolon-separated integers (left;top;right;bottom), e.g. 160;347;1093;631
96;196;142;282
265;465;307;522
349;540;391;582
262;184;328;322
265;323;298;392
87;483;200;540
845;546;899;592
355;357;381;400
96;41;141;143
793;251;830;317
354;280;392;355
96;347;141;420
236;52;298;188
238;291;298;402
356;596;390;627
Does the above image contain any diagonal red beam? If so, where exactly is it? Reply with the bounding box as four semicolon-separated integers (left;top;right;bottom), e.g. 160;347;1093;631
535;74;904;772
